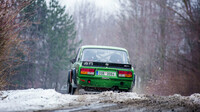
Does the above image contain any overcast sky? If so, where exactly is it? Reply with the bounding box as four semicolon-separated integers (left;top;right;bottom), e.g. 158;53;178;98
45;0;132;19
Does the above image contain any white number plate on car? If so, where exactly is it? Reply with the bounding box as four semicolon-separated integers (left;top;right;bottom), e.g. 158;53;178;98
96;71;116;76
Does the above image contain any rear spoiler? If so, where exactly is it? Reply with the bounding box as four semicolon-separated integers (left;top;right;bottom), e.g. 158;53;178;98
82;61;132;69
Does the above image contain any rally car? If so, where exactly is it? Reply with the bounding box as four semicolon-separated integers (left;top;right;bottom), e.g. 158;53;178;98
67;45;135;94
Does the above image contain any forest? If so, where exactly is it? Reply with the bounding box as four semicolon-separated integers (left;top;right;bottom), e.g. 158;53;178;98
0;0;80;91
0;0;200;96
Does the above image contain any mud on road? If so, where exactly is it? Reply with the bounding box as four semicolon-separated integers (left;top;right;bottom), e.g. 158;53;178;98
54;92;200;112
1;89;199;112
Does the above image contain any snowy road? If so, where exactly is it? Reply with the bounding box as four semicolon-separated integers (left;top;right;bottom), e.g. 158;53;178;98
0;89;200;112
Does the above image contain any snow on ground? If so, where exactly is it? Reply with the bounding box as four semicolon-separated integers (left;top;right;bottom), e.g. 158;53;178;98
0;89;78;111
0;88;200;112
189;93;200;105
0;88;143;112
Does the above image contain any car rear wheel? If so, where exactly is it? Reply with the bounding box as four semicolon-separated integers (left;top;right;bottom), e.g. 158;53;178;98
67;81;71;94
128;84;134;92
74;85;83;95
128;87;133;92
70;86;76;95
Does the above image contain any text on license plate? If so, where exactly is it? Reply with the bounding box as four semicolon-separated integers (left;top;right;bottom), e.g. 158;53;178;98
96;71;116;76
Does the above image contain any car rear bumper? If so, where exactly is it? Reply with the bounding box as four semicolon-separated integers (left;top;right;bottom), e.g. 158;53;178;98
77;77;133;90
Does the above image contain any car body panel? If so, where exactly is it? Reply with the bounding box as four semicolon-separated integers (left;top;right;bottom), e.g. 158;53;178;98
69;45;135;92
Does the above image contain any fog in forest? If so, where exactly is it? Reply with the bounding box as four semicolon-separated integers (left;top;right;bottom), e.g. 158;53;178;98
62;0;200;95
1;0;200;96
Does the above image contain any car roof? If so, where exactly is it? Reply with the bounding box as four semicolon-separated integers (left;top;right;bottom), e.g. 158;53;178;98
80;45;128;52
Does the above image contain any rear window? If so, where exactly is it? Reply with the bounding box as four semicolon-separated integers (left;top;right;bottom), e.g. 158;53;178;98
81;48;129;64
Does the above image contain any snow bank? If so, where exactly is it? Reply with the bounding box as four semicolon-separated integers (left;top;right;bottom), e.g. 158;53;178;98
189;93;200;105
0;88;78;111
98;91;145;103
0;89;143;112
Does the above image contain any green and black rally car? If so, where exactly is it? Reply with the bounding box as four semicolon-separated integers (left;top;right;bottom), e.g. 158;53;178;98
67;45;135;94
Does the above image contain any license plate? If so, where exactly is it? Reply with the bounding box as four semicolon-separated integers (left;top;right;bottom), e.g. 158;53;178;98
96;71;116;76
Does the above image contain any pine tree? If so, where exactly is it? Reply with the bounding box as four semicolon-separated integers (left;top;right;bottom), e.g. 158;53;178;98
13;0;48;88
12;0;80;90
46;0;80;90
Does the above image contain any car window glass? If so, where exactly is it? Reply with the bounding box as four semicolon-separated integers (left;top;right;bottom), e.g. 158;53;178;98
81;48;129;64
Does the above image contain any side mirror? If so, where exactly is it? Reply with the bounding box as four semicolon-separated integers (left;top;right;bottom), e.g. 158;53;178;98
70;58;76;64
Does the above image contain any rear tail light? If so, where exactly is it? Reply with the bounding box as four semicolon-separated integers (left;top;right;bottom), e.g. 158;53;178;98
80;68;95;75
118;71;132;78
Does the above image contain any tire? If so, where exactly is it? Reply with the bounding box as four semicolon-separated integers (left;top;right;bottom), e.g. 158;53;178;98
74;85;81;95
70;69;78;95
70;86;76;95
67;71;72;94
128;87;133;92
72;69;77;84
128;81;135;92
66;81;71;94
129;74;135;92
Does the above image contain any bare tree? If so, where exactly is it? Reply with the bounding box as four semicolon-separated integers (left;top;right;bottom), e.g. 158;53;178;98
0;0;31;90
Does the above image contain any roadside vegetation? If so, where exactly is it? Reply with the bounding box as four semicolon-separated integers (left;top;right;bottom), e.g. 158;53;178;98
0;0;31;90
0;0;80;90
